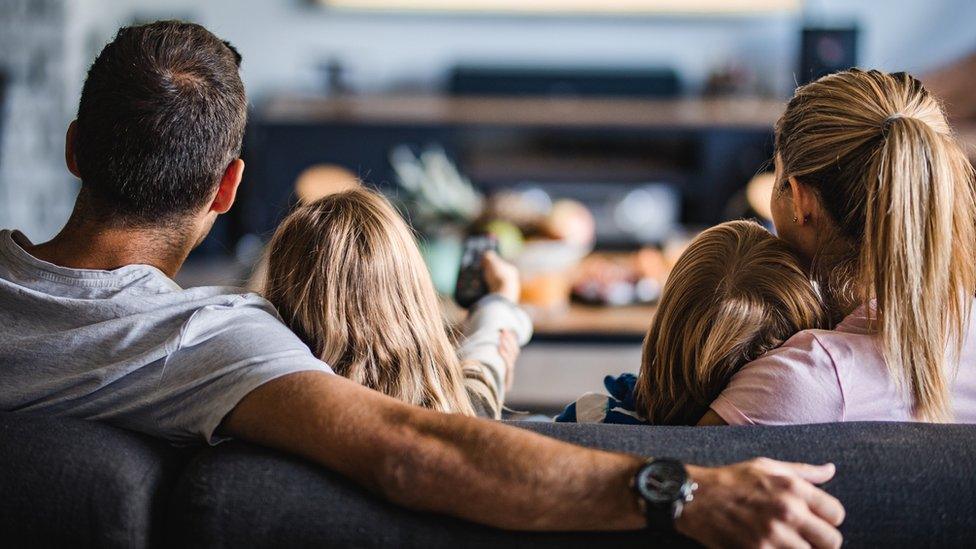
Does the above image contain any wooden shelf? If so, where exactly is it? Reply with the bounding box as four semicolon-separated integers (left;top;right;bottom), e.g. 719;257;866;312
261;95;785;130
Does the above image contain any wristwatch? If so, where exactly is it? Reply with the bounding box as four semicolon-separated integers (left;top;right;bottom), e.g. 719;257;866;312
633;458;698;531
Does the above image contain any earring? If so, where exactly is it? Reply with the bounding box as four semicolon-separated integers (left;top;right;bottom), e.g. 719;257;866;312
793;215;798;224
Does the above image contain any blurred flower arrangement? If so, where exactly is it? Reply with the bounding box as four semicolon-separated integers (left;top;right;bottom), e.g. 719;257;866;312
389;144;689;311
391;144;597;308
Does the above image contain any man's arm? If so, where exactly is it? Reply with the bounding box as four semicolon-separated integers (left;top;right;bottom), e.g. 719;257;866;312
222;372;844;547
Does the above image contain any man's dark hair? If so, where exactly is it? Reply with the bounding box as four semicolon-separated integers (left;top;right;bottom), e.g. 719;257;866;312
74;21;246;225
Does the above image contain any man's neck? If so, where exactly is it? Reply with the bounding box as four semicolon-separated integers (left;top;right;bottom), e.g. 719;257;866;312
24;217;198;279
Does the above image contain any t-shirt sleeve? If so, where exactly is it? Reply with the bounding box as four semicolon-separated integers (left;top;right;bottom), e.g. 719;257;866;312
153;295;332;444
456;295;533;405
709;332;845;425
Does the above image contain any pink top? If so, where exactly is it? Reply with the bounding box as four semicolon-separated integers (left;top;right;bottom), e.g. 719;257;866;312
711;300;976;425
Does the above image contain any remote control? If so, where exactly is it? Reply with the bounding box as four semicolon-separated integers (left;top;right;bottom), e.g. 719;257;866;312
454;235;499;309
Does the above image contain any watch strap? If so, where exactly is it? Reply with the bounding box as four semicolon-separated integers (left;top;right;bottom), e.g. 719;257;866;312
643;499;676;531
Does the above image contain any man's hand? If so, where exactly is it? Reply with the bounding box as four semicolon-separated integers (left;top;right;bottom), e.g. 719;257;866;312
498;329;519;391
680;458;845;549
482;251;520;303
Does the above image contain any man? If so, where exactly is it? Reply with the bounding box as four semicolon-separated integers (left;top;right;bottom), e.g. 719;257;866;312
0;21;844;548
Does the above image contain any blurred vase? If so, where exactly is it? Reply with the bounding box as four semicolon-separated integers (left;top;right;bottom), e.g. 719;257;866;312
418;227;463;295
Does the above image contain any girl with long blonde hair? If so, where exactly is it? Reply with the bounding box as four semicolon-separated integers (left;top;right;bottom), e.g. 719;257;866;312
557;220;828;425
263;188;532;418
703;69;976;425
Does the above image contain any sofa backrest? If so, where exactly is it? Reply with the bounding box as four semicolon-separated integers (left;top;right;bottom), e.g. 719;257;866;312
168;420;976;547
519;421;976;547
2;412;974;547
0;412;192;549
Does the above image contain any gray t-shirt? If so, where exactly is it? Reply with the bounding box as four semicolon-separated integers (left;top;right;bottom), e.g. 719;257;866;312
0;229;332;444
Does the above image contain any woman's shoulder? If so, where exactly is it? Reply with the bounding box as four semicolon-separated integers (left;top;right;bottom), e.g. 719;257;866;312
758;328;842;370
710;330;846;425
739;325;878;397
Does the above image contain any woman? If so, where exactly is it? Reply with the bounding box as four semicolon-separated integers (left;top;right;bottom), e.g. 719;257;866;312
556;220;829;425
263;188;532;419
703;69;976;425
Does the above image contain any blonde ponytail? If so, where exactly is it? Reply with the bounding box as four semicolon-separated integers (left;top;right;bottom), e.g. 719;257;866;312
777;69;976;421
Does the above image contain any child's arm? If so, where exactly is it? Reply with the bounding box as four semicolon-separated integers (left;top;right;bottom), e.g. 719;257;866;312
456;252;532;416
457;295;532;416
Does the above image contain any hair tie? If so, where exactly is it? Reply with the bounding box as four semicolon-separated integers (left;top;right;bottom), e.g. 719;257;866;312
881;113;905;134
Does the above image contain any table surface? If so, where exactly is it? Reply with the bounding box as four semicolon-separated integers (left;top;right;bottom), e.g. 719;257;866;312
529;302;655;338
443;296;655;339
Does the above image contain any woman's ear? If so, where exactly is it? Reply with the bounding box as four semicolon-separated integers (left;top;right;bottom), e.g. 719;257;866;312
787;176;818;225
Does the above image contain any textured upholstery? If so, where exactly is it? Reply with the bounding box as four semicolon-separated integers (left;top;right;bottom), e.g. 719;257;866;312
0;412;191;549
166;440;685;548
1;412;974;548
168;421;976;548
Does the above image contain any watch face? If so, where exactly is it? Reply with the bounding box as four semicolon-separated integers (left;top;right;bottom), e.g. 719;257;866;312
637;459;689;504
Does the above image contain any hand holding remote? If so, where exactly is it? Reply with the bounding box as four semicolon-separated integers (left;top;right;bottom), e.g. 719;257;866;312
482;251;520;304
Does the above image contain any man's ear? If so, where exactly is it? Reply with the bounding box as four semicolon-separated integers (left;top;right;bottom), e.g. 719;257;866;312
788;176;818;225
210;159;245;215
65;121;81;178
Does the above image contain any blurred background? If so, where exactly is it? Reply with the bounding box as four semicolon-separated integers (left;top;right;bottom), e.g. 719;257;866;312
2;0;975;413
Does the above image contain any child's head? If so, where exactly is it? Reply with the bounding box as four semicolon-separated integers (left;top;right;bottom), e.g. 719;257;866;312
264;188;484;416
635;220;828;425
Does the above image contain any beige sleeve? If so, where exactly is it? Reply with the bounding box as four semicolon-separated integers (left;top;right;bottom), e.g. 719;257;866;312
456;295;533;414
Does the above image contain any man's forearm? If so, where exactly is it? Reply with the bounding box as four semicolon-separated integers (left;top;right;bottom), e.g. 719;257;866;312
223;371;846;548
381;402;646;530
222;371;646;531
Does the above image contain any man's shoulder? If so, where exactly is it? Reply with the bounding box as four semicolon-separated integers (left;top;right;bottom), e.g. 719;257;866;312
180;286;277;313
175;288;294;343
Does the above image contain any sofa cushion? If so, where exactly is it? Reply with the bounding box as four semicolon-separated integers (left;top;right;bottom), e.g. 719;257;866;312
166;421;976;547
0;412;192;549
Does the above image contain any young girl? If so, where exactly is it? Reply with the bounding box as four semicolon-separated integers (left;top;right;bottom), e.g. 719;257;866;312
263;188;532;418
557;220;829;425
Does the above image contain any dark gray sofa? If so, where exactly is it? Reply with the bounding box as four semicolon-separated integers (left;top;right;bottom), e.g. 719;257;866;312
1;412;974;548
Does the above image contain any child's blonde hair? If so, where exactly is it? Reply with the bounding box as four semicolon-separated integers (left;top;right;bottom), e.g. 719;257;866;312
263;188;494;417
635;220;828;425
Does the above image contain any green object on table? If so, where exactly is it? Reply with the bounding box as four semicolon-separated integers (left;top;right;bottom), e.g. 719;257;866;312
419;230;463;295
482;219;525;260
